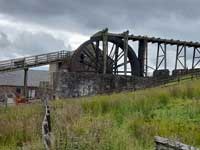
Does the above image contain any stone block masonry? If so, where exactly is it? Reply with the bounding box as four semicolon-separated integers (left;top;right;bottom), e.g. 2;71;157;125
52;71;158;99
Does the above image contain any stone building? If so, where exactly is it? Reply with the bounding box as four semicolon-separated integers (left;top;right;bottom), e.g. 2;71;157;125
0;70;49;103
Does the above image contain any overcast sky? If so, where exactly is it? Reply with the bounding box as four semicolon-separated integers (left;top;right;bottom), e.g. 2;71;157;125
0;0;200;70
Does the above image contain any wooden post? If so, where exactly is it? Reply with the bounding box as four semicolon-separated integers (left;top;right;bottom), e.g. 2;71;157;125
4;93;8;108
114;45;119;74
46;106;51;132
95;41;99;72
164;43;167;70
156;43;160;70
184;44;187;69
102;28;108;74
175;45;179;70
138;40;148;76
124;31;129;75
24;68;28;99
175;45;187;70
192;47;196;69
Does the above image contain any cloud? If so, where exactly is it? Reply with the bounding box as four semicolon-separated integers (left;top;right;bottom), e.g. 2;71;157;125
0;0;200;34
0;0;200;71
13;31;68;55
0;29;71;60
0;32;10;48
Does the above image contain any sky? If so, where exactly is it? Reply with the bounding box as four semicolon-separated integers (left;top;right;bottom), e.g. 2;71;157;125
0;0;200;71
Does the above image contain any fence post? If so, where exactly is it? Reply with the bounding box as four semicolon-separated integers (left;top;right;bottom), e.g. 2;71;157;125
4;93;8;108
42;96;52;150
46;106;51;132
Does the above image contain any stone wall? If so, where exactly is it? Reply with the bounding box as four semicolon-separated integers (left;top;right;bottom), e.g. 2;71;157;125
53;71;157;98
155;136;198;150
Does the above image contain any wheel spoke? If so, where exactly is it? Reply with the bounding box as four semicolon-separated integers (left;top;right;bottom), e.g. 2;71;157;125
91;42;96;51
84;46;95;59
82;48;96;67
115;61;130;68
95;41;100;72
117;52;124;61
109;43;115;57
75;36;137;75
81;60;96;70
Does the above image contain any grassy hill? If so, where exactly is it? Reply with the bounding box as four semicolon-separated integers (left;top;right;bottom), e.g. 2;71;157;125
51;79;200;150
1;79;200;149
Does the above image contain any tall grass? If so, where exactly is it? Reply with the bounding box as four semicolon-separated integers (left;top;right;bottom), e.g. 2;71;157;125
0;103;44;150
51;79;200;150
1;79;200;149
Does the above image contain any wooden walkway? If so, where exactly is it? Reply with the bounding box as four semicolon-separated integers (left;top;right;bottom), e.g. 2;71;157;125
0;50;73;72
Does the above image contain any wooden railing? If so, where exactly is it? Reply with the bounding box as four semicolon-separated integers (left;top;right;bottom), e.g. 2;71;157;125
0;50;73;72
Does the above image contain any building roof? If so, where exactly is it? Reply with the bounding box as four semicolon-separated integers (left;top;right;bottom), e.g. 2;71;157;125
0;70;49;87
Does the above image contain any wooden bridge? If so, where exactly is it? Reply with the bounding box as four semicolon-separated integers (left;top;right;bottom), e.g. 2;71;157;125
0;50;72;72
0;50;72;99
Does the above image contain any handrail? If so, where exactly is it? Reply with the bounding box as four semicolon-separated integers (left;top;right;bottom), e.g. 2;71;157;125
0;50;73;72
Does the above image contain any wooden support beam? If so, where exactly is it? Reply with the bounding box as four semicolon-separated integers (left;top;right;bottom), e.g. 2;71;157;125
184;44;187;69
192;47;200;69
156;43;160;70
156;43;167;70
102;28;108;74
175;44;187;70
123;30;129;75
95;41;99;72
175;45;179;70
23;68;28;99
192;47;196;69
164;43;167;69
138;40;148;76
92;31;200;48
114;45;119;75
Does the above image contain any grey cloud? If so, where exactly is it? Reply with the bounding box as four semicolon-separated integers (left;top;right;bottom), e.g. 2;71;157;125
0;0;200;70
1;0;200;35
0;30;71;60
13;32;67;55
0;32;10;48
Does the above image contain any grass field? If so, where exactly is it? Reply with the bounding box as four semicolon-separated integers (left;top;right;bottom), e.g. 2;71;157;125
1;79;200;149
0;103;44;150
51;79;200;150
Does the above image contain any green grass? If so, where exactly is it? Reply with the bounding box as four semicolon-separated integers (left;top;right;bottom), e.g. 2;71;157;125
0;103;44;150
1;78;200;149
51;79;200;150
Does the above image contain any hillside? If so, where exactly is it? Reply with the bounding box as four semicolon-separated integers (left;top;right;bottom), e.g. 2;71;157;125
51;79;200;149
1;79;200;149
